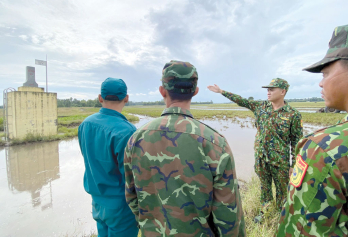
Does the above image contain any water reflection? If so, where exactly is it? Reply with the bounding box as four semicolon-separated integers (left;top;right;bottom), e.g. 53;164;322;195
0;115;320;237
6;142;60;210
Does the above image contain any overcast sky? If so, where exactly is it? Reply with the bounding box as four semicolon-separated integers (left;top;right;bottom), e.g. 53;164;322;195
1;0;347;103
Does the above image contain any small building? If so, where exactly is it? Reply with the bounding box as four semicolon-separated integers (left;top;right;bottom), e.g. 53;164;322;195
3;66;58;140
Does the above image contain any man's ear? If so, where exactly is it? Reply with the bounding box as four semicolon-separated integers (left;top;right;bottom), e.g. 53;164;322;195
98;94;104;103
193;87;199;97
281;89;286;96
159;86;167;98
124;94;129;103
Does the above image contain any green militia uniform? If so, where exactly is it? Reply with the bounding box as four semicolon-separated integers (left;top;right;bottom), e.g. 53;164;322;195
278;25;348;236
222;91;303;209
277;114;348;236
124;107;245;236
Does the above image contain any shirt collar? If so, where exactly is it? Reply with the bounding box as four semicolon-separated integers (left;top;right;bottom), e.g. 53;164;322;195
281;102;291;112
266;101;290;112
99;107;127;120
161;107;194;118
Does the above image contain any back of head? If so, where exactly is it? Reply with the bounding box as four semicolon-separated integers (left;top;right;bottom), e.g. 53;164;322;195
101;77;127;104
161;60;198;101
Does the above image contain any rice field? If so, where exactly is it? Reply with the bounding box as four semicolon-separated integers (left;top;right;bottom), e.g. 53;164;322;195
123;105;345;126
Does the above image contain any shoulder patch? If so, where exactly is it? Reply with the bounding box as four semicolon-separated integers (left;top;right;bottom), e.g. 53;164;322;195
290;155;308;188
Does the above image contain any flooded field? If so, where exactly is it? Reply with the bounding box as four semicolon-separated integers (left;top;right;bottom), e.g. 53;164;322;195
0;115;319;237
191;107;319;113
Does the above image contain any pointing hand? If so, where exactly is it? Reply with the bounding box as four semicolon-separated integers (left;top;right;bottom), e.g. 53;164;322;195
207;84;222;94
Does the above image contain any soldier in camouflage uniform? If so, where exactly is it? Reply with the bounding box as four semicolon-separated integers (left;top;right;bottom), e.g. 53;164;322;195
124;60;245;236
277;25;348;236
208;78;303;222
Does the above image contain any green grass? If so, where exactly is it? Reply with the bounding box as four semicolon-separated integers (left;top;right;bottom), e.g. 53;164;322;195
58;107;139;126
191;101;326;108
241;176;280;236
0;117;3;131
1;108;139;147
124;106;345;126
288;101;326;108
1;104;345;146
57;112;139;127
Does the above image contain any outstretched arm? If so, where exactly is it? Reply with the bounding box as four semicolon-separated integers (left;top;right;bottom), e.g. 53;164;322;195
207;84;261;112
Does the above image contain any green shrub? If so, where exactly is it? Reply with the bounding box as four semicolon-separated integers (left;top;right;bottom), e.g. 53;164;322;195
0;117;3;131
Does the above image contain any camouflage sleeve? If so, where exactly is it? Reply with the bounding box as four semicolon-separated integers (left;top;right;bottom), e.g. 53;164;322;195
277;137;348;236
124;137;139;222
289;112;303;166
212;141;246;236
222;90;261;112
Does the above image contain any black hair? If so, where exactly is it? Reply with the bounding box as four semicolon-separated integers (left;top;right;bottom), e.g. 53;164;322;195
168;91;194;101
168;81;195;102
104;95;120;101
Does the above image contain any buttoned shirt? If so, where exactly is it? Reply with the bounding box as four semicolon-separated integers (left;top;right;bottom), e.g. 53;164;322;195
222;91;303;168
78;107;136;208
277;114;348;236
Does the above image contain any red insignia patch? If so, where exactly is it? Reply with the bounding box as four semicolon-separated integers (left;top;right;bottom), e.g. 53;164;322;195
290;155;308;188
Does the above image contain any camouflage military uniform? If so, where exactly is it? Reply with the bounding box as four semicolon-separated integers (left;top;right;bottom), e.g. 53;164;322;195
277;25;348;236
124;107;245;236
277;114;348;236
124;60;245;236
222;87;303;209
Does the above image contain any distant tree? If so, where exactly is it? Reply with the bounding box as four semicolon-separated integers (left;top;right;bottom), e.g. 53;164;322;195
248;97;254;100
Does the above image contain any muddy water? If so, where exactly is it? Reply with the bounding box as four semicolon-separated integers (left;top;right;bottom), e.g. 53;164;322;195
0;115;318;237
190;107;319;113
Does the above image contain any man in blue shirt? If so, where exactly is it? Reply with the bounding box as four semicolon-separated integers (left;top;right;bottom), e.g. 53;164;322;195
78;78;138;237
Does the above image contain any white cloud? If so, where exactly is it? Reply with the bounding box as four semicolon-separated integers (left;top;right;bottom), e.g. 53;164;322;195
0;0;347;103
18;34;28;41
148;90;159;95
276;52;324;76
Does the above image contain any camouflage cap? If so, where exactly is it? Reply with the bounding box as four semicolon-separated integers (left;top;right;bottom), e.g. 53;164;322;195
303;24;348;73
161;60;198;94
262;78;289;91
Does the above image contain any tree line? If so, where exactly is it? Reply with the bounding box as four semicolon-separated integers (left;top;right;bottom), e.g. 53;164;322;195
57;98;214;107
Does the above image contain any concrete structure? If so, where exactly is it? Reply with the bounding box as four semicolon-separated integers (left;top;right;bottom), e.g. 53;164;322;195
6;86;58;139
24;66;38;87
6;141;59;208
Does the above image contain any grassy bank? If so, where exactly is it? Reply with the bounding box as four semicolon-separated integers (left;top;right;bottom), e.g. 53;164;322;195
191;101;326;108
123;106;345;126
0;108;139;146
242;176;279;236
0;117;3;131
1;104;345;146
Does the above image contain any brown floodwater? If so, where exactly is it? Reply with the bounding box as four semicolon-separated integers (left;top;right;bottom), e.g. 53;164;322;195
0;115;319;236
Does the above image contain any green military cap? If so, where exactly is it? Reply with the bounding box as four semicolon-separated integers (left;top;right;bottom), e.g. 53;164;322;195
161;60;198;94
303;24;348;73
262;78;290;92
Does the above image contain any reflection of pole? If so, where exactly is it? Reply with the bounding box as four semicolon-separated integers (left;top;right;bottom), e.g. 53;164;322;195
50;180;53;207
5;146;13;191
46;54;48;92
